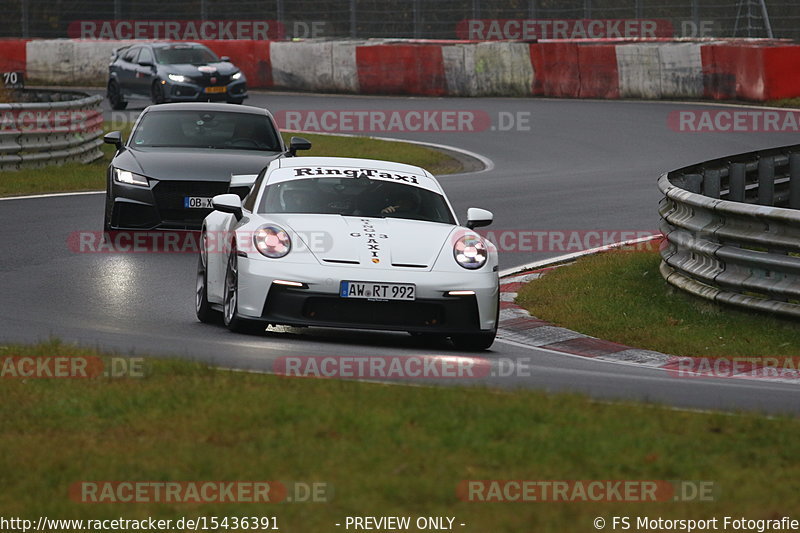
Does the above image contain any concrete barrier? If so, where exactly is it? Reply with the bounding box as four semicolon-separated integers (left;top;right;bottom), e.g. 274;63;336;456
529;42;580;97
577;44;619;98
9;38;800;101
271;40;362;93
658;43;704;99
356;43;447;95
447;42;533;97
0;39;28;73
616;43;662;98
26;39;136;85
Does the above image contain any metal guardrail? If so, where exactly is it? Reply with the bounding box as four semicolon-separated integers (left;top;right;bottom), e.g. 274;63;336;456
659;143;800;319
0;90;104;171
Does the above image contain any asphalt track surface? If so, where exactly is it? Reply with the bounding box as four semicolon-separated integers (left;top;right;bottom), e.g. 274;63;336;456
2;91;799;414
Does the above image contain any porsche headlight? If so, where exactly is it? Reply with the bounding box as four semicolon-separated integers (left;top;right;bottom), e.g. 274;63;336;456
232;71;242;80
254;225;291;258
453;233;488;270
113;168;148;187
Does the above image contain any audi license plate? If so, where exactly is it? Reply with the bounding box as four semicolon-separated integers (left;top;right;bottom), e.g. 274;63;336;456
184;196;213;209
340;281;415;301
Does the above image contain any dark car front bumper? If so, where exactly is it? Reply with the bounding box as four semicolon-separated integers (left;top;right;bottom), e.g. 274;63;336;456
107;179;250;230
164;78;247;103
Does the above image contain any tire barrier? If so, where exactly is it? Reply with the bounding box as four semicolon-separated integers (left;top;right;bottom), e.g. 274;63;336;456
0;90;104;171
11;38;800;100
659;144;800;319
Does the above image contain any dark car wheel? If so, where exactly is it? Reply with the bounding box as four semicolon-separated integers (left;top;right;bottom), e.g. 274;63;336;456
107;80;127;110
223;246;266;335
196;241;221;324
151;81;166;105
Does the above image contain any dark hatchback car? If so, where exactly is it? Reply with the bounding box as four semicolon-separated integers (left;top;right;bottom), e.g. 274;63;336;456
107;42;248;109
103;102;310;231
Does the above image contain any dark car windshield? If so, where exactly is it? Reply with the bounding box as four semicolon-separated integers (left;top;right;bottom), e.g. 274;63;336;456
258;177;455;224
130;110;282;152
154;45;218;65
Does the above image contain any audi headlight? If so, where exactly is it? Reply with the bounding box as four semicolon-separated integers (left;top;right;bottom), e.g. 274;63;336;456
453;234;488;270
113;168;148;187
168;74;187;83
232;71;242;80
254;225;291;258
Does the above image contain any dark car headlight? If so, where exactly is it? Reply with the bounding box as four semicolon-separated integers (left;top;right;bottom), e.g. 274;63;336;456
232;72;242;80
167;74;188;83
113;168;149;187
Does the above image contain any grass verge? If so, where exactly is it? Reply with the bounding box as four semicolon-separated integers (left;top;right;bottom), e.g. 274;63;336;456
765;98;800;108
1;340;798;532
0;127;462;198
516;249;800;358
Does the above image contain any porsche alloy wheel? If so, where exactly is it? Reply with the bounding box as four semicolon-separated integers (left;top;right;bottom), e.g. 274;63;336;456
195;237;220;323
223;246;265;334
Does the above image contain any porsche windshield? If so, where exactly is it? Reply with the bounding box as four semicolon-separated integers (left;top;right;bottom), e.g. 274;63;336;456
259;177;456;224
154;45;218;65
130;110;282;151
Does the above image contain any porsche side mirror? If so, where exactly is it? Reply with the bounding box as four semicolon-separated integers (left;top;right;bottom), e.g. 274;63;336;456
466;207;493;229
212;193;243;221
288;136;312;156
103;131;123;151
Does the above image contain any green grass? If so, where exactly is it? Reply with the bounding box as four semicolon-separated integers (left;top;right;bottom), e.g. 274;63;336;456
283;132;462;176
516;250;800;358
765;98;800;108
0;127;462;197
0;341;799;531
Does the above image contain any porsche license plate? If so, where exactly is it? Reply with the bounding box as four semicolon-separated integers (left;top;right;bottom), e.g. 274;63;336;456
205;86;227;94
340;281;415;301
184;196;213;209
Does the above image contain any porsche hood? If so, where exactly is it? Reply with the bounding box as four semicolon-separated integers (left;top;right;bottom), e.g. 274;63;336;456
273;215;460;270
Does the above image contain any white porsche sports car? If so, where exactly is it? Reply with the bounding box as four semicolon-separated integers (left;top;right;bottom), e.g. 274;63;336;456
196;156;500;350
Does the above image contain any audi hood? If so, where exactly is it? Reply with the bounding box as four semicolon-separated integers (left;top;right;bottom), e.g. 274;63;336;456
112;147;280;182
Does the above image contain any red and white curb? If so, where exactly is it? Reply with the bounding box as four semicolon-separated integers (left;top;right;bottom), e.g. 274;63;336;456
496;240;800;384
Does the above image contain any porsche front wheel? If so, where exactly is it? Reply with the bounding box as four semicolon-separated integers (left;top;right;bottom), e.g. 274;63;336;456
222;247;266;335
196;243;221;324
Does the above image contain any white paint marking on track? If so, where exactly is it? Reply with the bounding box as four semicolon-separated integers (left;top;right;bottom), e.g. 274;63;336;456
0;190;104;202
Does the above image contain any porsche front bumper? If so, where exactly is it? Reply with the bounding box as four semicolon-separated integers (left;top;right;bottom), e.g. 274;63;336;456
235;256;499;334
